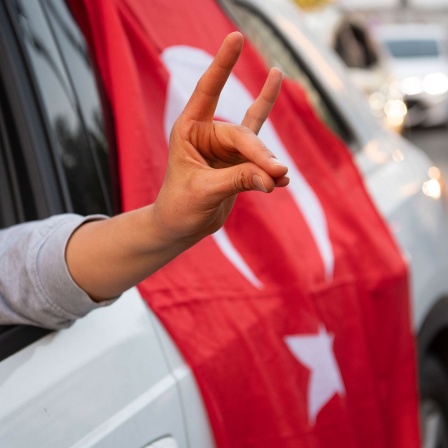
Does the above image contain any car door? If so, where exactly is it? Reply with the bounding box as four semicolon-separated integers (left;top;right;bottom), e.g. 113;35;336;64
0;1;192;446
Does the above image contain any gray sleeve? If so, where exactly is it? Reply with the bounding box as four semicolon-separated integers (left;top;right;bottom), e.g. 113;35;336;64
0;214;117;330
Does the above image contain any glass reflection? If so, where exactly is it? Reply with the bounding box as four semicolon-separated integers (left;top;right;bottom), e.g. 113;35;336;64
11;0;109;215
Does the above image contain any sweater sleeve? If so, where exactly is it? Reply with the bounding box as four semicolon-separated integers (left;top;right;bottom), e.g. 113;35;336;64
0;214;118;330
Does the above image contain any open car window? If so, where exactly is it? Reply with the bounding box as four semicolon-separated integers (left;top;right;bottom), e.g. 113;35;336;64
0;0;116;358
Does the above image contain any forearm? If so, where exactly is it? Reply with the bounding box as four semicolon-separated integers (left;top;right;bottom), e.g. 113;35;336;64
65;205;195;301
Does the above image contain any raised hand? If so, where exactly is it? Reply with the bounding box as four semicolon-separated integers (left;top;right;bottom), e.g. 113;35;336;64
154;31;289;244
66;32;289;301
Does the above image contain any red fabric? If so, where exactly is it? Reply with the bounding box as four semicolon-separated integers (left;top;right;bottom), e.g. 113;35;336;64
70;1;420;446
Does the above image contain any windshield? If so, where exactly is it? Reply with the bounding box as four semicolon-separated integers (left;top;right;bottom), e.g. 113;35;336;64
384;39;439;58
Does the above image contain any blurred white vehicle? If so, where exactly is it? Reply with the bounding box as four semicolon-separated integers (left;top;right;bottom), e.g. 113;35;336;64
298;5;408;131
2;0;448;447
374;23;448;127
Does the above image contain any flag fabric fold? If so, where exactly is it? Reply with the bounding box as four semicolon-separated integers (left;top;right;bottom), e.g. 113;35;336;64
70;1;420;446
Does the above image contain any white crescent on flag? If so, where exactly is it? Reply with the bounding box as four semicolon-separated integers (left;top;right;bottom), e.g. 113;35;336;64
162;45;334;284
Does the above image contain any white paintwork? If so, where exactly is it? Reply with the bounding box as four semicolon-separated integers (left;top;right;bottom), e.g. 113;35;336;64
0;289;188;448
149;313;217;448
146;437;179;448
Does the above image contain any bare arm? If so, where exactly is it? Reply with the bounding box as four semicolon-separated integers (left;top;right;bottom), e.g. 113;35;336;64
66;32;289;301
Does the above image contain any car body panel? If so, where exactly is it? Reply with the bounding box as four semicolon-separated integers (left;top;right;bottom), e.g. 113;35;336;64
0;289;190;447
149;313;217;448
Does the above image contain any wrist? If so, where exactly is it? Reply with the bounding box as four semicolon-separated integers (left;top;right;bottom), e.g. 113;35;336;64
138;204;199;257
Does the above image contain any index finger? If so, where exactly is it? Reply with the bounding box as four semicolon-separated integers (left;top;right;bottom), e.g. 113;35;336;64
182;32;244;122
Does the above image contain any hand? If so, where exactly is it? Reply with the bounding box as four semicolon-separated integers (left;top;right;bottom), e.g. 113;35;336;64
153;31;289;245
66;32;289;301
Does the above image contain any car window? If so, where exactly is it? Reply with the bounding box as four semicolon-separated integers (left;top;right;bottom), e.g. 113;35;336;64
0;112;18;230
0;139;15;230
8;0;111;216
334;23;378;69
220;0;352;144
42;0;117;214
0;72;37;227
385;39;439;58
0;62;52;356
0;0;116;356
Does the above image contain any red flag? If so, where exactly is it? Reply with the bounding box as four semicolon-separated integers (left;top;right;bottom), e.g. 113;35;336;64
71;1;420;446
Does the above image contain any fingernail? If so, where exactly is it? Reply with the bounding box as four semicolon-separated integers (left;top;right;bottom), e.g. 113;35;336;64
253;175;268;193
271;158;287;168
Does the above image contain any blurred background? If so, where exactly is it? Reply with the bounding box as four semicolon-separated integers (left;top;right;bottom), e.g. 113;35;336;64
293;0;448;175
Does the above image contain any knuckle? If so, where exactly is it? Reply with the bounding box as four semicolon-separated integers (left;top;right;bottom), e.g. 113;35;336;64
196;75;220;98
233;124;254;141
233;168;252;192
237;124;253;135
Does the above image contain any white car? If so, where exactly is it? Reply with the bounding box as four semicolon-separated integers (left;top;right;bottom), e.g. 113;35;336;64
1;0;448;447
298;5;408;131
373;23;448;127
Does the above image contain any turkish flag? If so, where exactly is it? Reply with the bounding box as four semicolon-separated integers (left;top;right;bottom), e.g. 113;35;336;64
70;1;420;446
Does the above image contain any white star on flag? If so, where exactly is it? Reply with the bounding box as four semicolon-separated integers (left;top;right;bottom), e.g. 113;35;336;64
285;325;346;425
